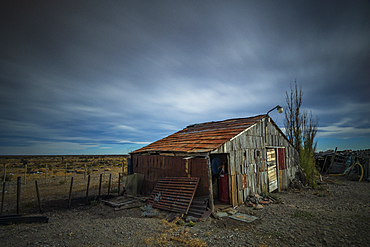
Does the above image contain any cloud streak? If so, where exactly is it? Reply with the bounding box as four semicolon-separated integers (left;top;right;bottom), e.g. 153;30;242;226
0;0;369;154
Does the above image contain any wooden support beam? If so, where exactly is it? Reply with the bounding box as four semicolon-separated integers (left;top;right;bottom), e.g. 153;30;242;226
0;215;48;225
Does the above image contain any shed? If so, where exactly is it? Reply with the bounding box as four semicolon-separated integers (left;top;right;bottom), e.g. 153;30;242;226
130;114;299;210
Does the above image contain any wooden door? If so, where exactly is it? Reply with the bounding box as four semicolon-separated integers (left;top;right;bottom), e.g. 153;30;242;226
267;149;278;192
277;148;287;190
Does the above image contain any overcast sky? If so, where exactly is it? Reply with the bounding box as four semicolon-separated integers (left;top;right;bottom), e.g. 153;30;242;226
1;0;369;155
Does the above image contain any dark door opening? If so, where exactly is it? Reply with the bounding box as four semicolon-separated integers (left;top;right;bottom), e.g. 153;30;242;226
210;154;230;206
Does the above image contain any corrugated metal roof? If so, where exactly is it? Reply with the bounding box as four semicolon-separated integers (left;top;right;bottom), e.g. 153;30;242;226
131;115;265;154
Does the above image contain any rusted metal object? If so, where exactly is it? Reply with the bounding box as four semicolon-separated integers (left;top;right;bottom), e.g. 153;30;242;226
149;177;199;214
131;115;265;154
133;155;209;196
187;195;209;219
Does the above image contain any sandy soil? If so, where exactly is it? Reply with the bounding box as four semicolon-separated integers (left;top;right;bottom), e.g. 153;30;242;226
1;176;369;247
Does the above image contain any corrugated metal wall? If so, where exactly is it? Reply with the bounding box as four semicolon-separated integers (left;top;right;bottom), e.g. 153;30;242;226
211;117;299;206
132;154;209;196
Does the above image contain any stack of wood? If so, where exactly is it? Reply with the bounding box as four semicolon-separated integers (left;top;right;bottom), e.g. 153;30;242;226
102;196;148;211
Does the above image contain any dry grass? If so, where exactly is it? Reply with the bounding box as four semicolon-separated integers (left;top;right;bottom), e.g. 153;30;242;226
143;219;207;247
144;232;207;247
0;155;127;208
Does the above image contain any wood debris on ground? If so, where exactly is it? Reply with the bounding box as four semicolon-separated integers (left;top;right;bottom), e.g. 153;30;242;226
102;195;148;211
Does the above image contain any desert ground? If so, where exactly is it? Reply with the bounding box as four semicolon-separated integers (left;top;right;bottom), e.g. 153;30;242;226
1;164;369;247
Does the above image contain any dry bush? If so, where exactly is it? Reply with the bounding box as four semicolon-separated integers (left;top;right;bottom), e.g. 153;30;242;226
143;219;206;247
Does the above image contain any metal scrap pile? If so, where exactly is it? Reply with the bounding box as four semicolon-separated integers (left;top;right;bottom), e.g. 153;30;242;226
315;149;370;181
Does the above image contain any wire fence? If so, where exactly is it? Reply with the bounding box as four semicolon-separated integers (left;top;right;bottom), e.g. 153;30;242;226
1;155;128;185
0;155;129;214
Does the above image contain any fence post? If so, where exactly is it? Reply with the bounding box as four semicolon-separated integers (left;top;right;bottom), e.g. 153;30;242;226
3;164;6;182
17;176;21;214
103;163;106;182
85;175;90;205
24;164;27;185
84;163;87;179
118;173;121;196
68;177;73;208
65;162;67;180
108;174;111;196
1;181;5;215
35;180;42;213
45;163;48;183
98;174;102;198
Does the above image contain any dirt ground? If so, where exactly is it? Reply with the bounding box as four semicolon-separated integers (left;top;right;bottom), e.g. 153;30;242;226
1;176;369;247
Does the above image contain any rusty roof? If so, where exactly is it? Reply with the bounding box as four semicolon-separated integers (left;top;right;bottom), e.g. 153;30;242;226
131;115;265;154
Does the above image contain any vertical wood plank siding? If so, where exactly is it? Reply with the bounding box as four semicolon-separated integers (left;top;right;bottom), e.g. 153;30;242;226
132;155;209;197
211;118;299;206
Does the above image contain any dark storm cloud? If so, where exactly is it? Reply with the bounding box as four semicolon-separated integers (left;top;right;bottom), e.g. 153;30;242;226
0;0;369;154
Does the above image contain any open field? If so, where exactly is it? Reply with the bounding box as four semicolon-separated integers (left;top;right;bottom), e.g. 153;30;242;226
1;155;128;214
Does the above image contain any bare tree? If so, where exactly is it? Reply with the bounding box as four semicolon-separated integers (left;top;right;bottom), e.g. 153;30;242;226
284;80;319;186
284;80;303;151
302;110;319;154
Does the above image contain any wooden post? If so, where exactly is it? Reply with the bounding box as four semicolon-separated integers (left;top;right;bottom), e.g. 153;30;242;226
84;163;87;179
3;164;6;182
45;164;48;183
65;162;67;180
122;162;124;174
68;177;73;208
85;175;90;205
98;174;102;198
24;164;27;185
108;174;111;196
206;156;214;213
103;163;106;182
17;176;21;214
118;173;121;196
1;181;5;215
35;180;42;213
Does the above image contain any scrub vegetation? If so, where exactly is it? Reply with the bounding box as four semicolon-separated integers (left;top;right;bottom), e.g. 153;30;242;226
0;155;127;206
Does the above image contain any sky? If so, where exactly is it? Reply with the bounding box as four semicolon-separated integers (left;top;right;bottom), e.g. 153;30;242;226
0;0;369;155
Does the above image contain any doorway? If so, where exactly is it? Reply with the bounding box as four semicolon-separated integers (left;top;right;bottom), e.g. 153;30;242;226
266;148;278;192
210;154;229;206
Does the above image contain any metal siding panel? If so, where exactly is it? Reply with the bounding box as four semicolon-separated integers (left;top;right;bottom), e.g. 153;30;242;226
237;174;243;205
190;157;209;196
230;174;238;207
246;135;253;146
229;151;236;176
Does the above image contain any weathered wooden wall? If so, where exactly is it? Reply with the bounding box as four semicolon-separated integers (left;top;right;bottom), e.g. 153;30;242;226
211;117;299;206
131;154;209;196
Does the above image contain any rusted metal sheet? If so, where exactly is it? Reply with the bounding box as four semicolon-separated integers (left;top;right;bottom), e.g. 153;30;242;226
277;148;287;190
189;158;209;196
131;115;265;154
242;174;247;189
148;177;199;214
278;148;287;170
187;195;209;218
132;155;209;196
